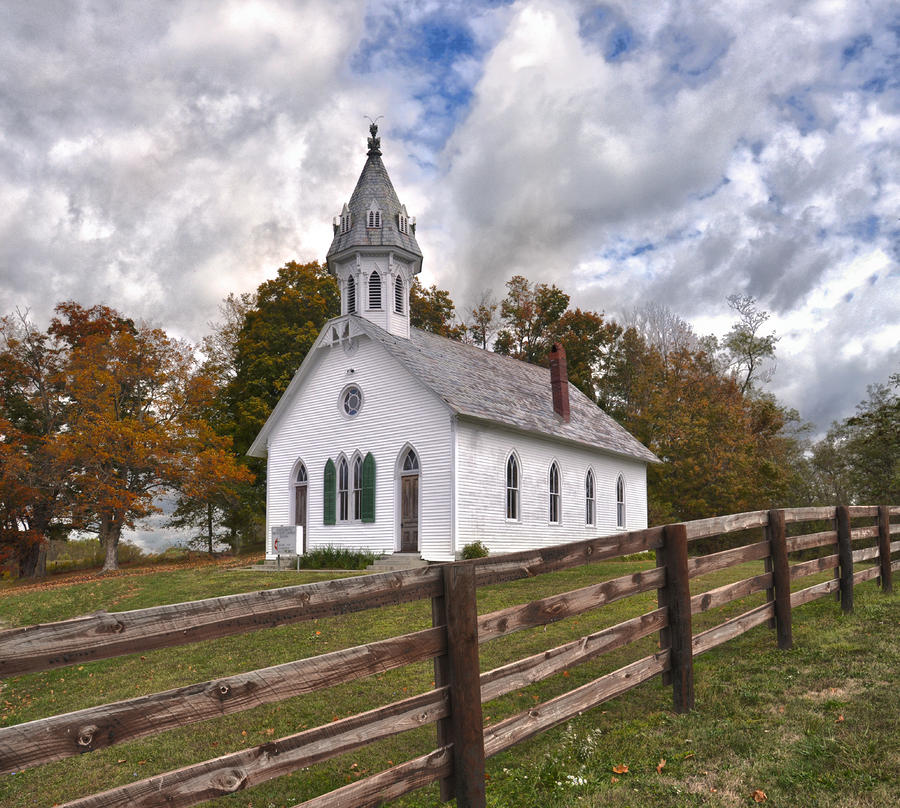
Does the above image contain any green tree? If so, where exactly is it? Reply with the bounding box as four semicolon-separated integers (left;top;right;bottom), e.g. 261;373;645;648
409;278;465;340
494;275;569;363
723;294;778;395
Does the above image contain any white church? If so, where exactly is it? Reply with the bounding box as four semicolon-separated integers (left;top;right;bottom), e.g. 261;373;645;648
248;124;657;563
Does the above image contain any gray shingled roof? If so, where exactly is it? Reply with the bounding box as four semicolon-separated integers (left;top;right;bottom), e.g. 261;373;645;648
326;140;423;262
358;318;659;464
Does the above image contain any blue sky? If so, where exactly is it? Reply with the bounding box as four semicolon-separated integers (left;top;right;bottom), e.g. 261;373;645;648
0;0;898;444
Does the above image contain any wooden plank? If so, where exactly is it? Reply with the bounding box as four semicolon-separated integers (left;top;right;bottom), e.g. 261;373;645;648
893;560;900;571
782;506;837;523
686;540;770;578
480;609;668;703
848;506;879;518
691;602;774;657
689;573;772;615
790;578;840;608
852;546;881;563
662;524;693;713
888;506;900;517
790;554;839;580
785;531;836;553
767;509;793;650
477;568;665;643
473;527;663;587
483;652;668;759
892;540;900;553
684;510;768;541
877;506;893;593
442;562;486;808
57;689;448;808
850;526;879;541
0;626;444;773
0;567;443;677
836;505;854;614
891;525;900;536
296;747;453;808
852;566;881;585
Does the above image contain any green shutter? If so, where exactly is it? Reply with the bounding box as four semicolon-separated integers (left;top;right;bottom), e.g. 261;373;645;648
323;459;336;525
361;452;376;523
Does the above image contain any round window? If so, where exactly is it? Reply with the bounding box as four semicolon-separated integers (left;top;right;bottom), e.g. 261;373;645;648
341;385;363;417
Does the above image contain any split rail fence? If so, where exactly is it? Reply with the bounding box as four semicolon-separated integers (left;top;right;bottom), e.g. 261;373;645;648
0;504;898;808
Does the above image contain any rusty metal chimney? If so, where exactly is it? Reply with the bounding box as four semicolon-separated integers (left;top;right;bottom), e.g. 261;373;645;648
549;342;570;422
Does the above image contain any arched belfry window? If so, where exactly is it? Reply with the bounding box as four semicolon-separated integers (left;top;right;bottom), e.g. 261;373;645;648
585;469;595;526
340;204;351;234
616;474;626;528
549;461;561;524
394;276;404;314
367;208;382;228
368;271;382;310
347;275;357;314
506;454;519;520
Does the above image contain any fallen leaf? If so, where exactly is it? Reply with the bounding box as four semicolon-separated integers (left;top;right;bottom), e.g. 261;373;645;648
684;752;695;759
752;789;767;803
836;714;844;722
610;776;619;783
264;728;275;735
117;759;126;764
656;758;666;774
612;764;629;774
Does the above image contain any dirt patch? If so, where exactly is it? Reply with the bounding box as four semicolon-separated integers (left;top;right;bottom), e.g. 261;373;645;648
801;681;864;701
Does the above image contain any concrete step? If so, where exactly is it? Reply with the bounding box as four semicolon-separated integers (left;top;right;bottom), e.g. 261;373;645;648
366;553;428;572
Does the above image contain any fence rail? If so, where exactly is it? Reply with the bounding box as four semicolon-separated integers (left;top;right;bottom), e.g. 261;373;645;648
0;504;897;808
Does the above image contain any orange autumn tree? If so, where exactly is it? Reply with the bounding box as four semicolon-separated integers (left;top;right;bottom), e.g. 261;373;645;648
50;303;251;572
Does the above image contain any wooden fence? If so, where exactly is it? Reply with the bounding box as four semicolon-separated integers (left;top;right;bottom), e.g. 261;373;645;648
0;504;898;808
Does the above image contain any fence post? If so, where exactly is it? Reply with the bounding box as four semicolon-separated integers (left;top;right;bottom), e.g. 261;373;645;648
431;590;453;802
877;505;893;594
654;547;672;687
836;505;854;614
661;523;694;713
766;509;792;649
441;561;486;808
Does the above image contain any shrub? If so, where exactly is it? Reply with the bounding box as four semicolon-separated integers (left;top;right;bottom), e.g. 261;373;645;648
461;541;489;559
297;546;378;570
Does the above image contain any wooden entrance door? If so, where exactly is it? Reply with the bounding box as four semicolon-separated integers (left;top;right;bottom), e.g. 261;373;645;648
400;474;418;552
294;484;307;553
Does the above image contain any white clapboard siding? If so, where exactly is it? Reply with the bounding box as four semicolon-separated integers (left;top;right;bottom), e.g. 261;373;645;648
454;420;648;555
265;334;453;560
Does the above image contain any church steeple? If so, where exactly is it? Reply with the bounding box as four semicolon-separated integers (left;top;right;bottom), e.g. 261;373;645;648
326;123;422;339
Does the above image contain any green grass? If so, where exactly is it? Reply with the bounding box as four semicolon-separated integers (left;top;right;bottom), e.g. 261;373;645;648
0;558;897;808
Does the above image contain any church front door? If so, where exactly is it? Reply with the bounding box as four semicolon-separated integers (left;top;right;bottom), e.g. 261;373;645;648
400;474;418;552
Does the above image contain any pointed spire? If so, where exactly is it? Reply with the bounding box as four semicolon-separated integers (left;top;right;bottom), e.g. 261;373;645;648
367;121;382;157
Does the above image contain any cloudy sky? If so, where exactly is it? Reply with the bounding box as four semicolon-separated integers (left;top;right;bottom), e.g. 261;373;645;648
2;0;898;436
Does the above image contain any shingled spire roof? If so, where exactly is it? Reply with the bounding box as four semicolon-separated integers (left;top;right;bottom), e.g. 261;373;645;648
326;123;423;264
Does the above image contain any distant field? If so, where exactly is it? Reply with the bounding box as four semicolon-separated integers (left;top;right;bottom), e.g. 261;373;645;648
0;559;897;808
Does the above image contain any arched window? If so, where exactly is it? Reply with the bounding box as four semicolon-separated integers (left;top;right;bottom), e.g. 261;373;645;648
368;271;382;310
294;462;308;530
394;276;404;314
506;454;519;520
616;474;626;528
323;459;336;525
398;213;408;234
549;461;561;524
367;209;382;228
347;275;356;314
402;448;419;472
352;455;363;520
585;469;595;526
338;457;349;521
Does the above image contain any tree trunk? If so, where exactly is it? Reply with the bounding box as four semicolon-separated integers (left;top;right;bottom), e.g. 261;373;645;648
19;538;48;579
100;512;122;572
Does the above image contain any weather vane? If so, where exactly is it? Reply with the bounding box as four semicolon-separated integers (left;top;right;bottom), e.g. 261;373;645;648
364;115;383;156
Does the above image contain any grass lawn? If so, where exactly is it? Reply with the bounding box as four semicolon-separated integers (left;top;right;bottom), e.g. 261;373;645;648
0;557;897;807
